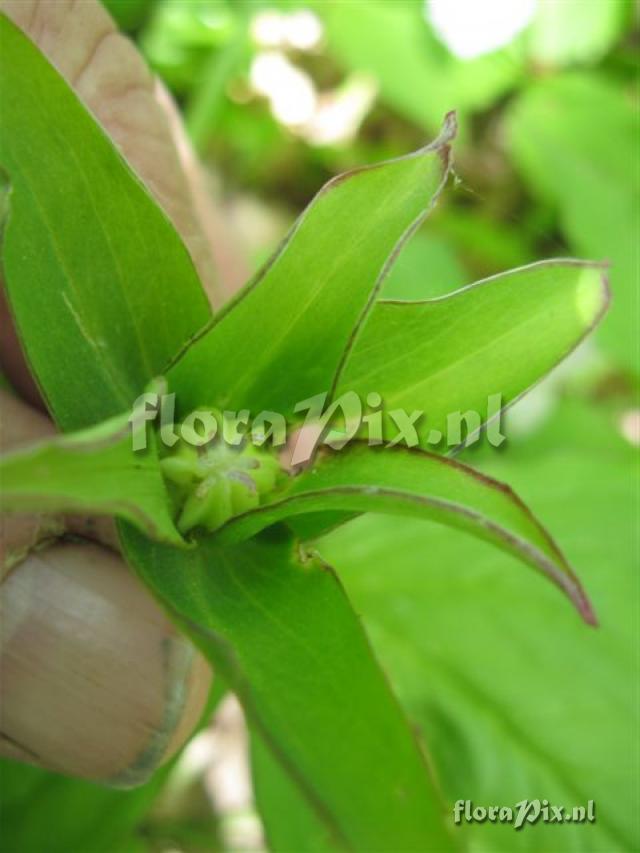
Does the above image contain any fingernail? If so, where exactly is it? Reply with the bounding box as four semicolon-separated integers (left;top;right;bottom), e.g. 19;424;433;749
0;541;212;785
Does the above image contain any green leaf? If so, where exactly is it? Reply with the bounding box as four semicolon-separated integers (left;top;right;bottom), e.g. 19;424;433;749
251;732;340;853
0;757;168;853
0;14;210;431
318;402;638;851
120;527;455;852
507;74;639;371
218;442;594;623
0;407;183;546
167;114;456;418
336;260;609;445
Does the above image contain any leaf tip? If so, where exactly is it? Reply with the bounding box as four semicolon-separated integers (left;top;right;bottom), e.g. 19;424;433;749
442;110;458;140
575;263;611;330
563;572;598;627
421;111;457;164
575;589;600;628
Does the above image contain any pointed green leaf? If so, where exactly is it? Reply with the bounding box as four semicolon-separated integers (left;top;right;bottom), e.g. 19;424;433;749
167;115;456;418
217;442;595;624
335;260;609;447
0;409;183;546
0;15;210;431
120;527;455;852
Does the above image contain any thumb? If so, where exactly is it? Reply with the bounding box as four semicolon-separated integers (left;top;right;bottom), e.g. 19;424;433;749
0;540;211;786
0;395;213;785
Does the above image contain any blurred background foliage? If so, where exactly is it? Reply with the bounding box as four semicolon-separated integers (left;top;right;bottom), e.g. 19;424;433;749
2;1;638;850
110;0;638;369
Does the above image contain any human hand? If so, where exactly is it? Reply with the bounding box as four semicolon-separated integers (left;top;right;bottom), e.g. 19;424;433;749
0;0;246;785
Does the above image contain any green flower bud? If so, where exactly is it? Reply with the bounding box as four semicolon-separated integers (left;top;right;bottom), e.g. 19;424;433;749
227;471;260;515
177;475;233;534
161;409;284;535
159;455;198;488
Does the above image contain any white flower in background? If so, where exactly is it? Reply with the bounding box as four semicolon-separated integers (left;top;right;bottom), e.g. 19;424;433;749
285;10;324;51
426;0;537;59
250;51;317;126
304;75;378;146
248;11;372;144
251;8;323;51
250;9;285;47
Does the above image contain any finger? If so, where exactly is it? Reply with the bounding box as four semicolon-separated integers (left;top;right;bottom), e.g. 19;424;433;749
0;388;119;561
0;540;212;784
0;285;46;411
0;389;213;782
0;2;221;782
0;389;61;572
0;387;54;448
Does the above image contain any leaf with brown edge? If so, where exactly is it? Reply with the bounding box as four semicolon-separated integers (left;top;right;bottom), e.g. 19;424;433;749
0;14;210;431
167;114;456;419
335;259;610;449
216;442;596;625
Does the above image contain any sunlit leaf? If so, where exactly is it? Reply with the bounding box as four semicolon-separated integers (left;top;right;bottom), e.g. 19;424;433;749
336;260;609;446
167;114;456;418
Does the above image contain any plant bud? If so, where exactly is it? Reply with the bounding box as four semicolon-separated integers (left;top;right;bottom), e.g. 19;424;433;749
161;413;284;535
